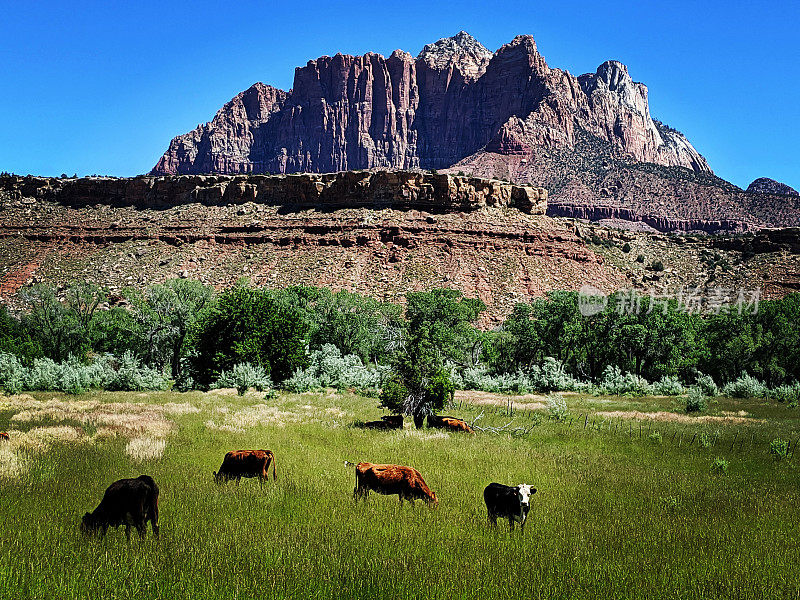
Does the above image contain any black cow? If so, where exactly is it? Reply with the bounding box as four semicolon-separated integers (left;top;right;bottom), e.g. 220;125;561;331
81;475;160;540
483;483;536;532
362;415;404;430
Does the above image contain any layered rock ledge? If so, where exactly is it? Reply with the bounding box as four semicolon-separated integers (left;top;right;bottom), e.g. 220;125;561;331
1;171;547;214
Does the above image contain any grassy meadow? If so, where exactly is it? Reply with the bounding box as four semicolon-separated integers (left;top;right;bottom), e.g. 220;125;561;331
0;388;799;599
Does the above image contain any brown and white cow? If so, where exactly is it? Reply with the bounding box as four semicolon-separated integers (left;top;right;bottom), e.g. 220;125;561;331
427;415;475;434
214;450;277;484
0;432;9;442
349;462;438;506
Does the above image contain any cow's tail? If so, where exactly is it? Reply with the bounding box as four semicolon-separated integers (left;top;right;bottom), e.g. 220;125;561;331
271;453;278;481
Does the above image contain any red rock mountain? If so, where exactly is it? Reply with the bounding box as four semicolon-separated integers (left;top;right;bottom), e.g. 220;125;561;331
151;32;800;230
152;32;708;178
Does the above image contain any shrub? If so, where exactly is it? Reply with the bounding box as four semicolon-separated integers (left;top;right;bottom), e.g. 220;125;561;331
685;387;707;413
598;366;651;396
426;368;455;409
722;373;768;399
23;358;61;391
213;362;272;396
379;375;409;415
651;260;665;272
60;364;90;394
698;431;713;448
107;352;169;392
711;457;729;474
636;254;645;263
768;383;800;404
770;438;790;461
280;345;384;393
648;431;663;444
0;352;24;394
651;375;684;396
622;242;632;253
282;367;324;393
694;373;719;397
529;357;587;392
546;395;568;422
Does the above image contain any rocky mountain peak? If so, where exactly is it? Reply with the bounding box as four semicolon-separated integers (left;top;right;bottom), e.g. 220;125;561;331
151;32;713;180
417;31;492;79
747;178;799;196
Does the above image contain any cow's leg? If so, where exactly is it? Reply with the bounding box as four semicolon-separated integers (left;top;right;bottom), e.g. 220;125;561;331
135;520;147;539
354;486;367;502
125;523;132;542
508;517;515;532
100;525;108;539
488;512;497;528
151;505;160;538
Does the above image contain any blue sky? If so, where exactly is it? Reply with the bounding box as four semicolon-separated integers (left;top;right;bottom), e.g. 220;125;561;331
1;0;798;189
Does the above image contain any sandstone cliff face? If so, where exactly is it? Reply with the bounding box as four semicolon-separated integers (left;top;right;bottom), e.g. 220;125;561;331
151;32;710;177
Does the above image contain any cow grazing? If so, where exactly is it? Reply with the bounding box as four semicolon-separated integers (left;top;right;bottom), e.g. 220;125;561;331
350;462;438;507
427;415;475;434
214;449;277;484
363;415;403;430
81;475;159;540
0;432;8;442
484;483;536;532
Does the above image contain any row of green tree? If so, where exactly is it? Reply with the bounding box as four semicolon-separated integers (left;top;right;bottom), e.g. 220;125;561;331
1;281;799;418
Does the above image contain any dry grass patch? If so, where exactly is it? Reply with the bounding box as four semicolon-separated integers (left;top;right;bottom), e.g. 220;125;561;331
455;390;547;410
595;410;764;425
205;403;348;433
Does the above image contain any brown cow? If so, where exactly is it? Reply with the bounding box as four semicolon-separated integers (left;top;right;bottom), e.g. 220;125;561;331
0;432;9;442
214;450;277;484
362;415;403;430
427;415;475;434
349;462;438;507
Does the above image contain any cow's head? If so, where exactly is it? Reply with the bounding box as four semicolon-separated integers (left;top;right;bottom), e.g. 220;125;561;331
426;491;439;508
516;484;536;511
213;471;223;484
80;512;97;535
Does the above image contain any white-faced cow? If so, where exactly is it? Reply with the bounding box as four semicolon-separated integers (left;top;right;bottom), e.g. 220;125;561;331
483;483;536;532
81;475;160;540
214;449;277;484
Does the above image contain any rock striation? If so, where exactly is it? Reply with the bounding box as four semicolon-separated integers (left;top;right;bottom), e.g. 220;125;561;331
151;32;709;177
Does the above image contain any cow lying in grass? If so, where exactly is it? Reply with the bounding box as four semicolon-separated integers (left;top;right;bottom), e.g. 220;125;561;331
349;462;438;507
362;415;403;430
214;449;277;484
81;475;159;540
483;483;536;532
427;415;475;434
0;432;8;442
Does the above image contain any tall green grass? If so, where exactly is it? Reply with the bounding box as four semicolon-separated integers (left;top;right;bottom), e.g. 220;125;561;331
0;390;798;599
